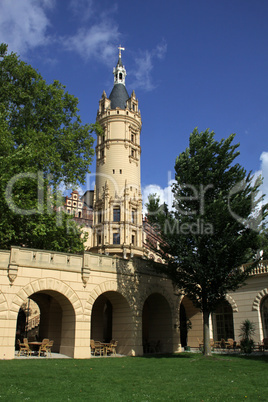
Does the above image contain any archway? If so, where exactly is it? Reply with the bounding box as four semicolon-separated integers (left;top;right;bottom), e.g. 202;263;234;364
142;293;173;353
212;299;234;341
91;291;133;355
15;290;76;358
261;296;268;338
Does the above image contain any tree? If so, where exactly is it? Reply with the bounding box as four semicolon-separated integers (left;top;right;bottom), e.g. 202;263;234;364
145;194;170;228
149;128;267;355
0;43;101;252
258;228;268;259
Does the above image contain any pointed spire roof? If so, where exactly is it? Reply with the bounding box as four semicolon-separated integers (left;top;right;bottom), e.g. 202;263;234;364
109;45;129;109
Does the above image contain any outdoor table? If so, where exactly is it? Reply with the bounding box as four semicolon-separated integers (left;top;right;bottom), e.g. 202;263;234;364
100;343;111;356
28;341;42;354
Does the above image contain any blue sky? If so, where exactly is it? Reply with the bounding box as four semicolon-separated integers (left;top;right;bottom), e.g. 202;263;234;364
1;0;268;209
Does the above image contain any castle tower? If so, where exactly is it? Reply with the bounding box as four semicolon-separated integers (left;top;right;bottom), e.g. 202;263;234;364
91;47;143;258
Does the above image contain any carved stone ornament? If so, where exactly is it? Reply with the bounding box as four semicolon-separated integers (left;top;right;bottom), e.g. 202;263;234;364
8;264;18;285
81;267;90;287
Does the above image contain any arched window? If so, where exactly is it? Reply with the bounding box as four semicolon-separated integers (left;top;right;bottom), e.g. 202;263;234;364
212;300;234;341
261;296;268;338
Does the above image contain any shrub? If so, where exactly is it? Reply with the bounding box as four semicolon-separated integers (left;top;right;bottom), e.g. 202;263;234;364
239;319;256;354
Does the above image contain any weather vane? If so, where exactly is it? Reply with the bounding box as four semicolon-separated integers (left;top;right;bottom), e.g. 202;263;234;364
118;45;125;57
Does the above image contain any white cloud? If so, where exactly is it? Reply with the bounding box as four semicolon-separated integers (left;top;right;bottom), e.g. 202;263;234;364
0;0;53;55
68;0;94;21
62;21;120;64
142;179;175;215
130;40;167;91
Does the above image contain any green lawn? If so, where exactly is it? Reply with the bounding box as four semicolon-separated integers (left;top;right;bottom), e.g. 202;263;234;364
0;353;267;401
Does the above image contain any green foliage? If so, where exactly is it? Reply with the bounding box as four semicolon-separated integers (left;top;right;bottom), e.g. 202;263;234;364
239;319;256;354
0;43;96;252
145;193;171;228
258;227;268;259
153;128;267;355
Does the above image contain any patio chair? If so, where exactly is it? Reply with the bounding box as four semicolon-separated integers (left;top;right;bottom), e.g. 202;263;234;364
18;339;32;357
38;338;50;357
45;340;54;357
106;340;118;356
90;339;96;355
227;338;235;349
197;338;203;350
90;340;104;356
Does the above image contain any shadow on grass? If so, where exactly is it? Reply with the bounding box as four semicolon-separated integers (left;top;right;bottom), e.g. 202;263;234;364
220;353;268;362
140;352;196;359
140;352;268;362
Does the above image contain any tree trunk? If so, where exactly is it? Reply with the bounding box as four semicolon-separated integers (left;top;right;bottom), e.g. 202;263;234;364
203;307;211;356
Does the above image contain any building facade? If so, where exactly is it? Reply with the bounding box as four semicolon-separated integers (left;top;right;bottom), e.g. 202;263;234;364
0;49;267;359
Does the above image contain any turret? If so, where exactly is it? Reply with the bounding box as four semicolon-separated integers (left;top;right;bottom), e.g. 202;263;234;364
91;46;143;258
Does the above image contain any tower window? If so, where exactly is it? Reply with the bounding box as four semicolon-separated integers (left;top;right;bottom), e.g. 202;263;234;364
98;235;101;245
113;207;120;222
131;210;136;224
119;73;122;80
131;134;134;142
120;169;122;174
101;150;104;157
113;169;115;174
113;233;120;245
131;149;135;157
98;210;102;223
132;234;135;245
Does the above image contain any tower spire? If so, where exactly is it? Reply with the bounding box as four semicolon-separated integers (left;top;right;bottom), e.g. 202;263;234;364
113;45;127;86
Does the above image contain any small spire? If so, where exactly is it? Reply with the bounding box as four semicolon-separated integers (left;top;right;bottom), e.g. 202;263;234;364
112;45;127;86
118;45;125;58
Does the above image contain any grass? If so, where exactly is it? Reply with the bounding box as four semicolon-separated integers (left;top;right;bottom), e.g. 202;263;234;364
0;353;268;401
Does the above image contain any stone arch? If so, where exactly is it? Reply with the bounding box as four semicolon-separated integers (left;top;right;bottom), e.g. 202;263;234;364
142;285;174;353
10;278;83;320
140;283;175;313
10;278;84;358
252;288;268;311
0;290;8;319
84;280;134;317
226;294;238;312
86;280;137;356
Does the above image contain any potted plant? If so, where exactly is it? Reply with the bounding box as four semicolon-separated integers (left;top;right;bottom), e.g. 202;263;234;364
239;319;256;354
